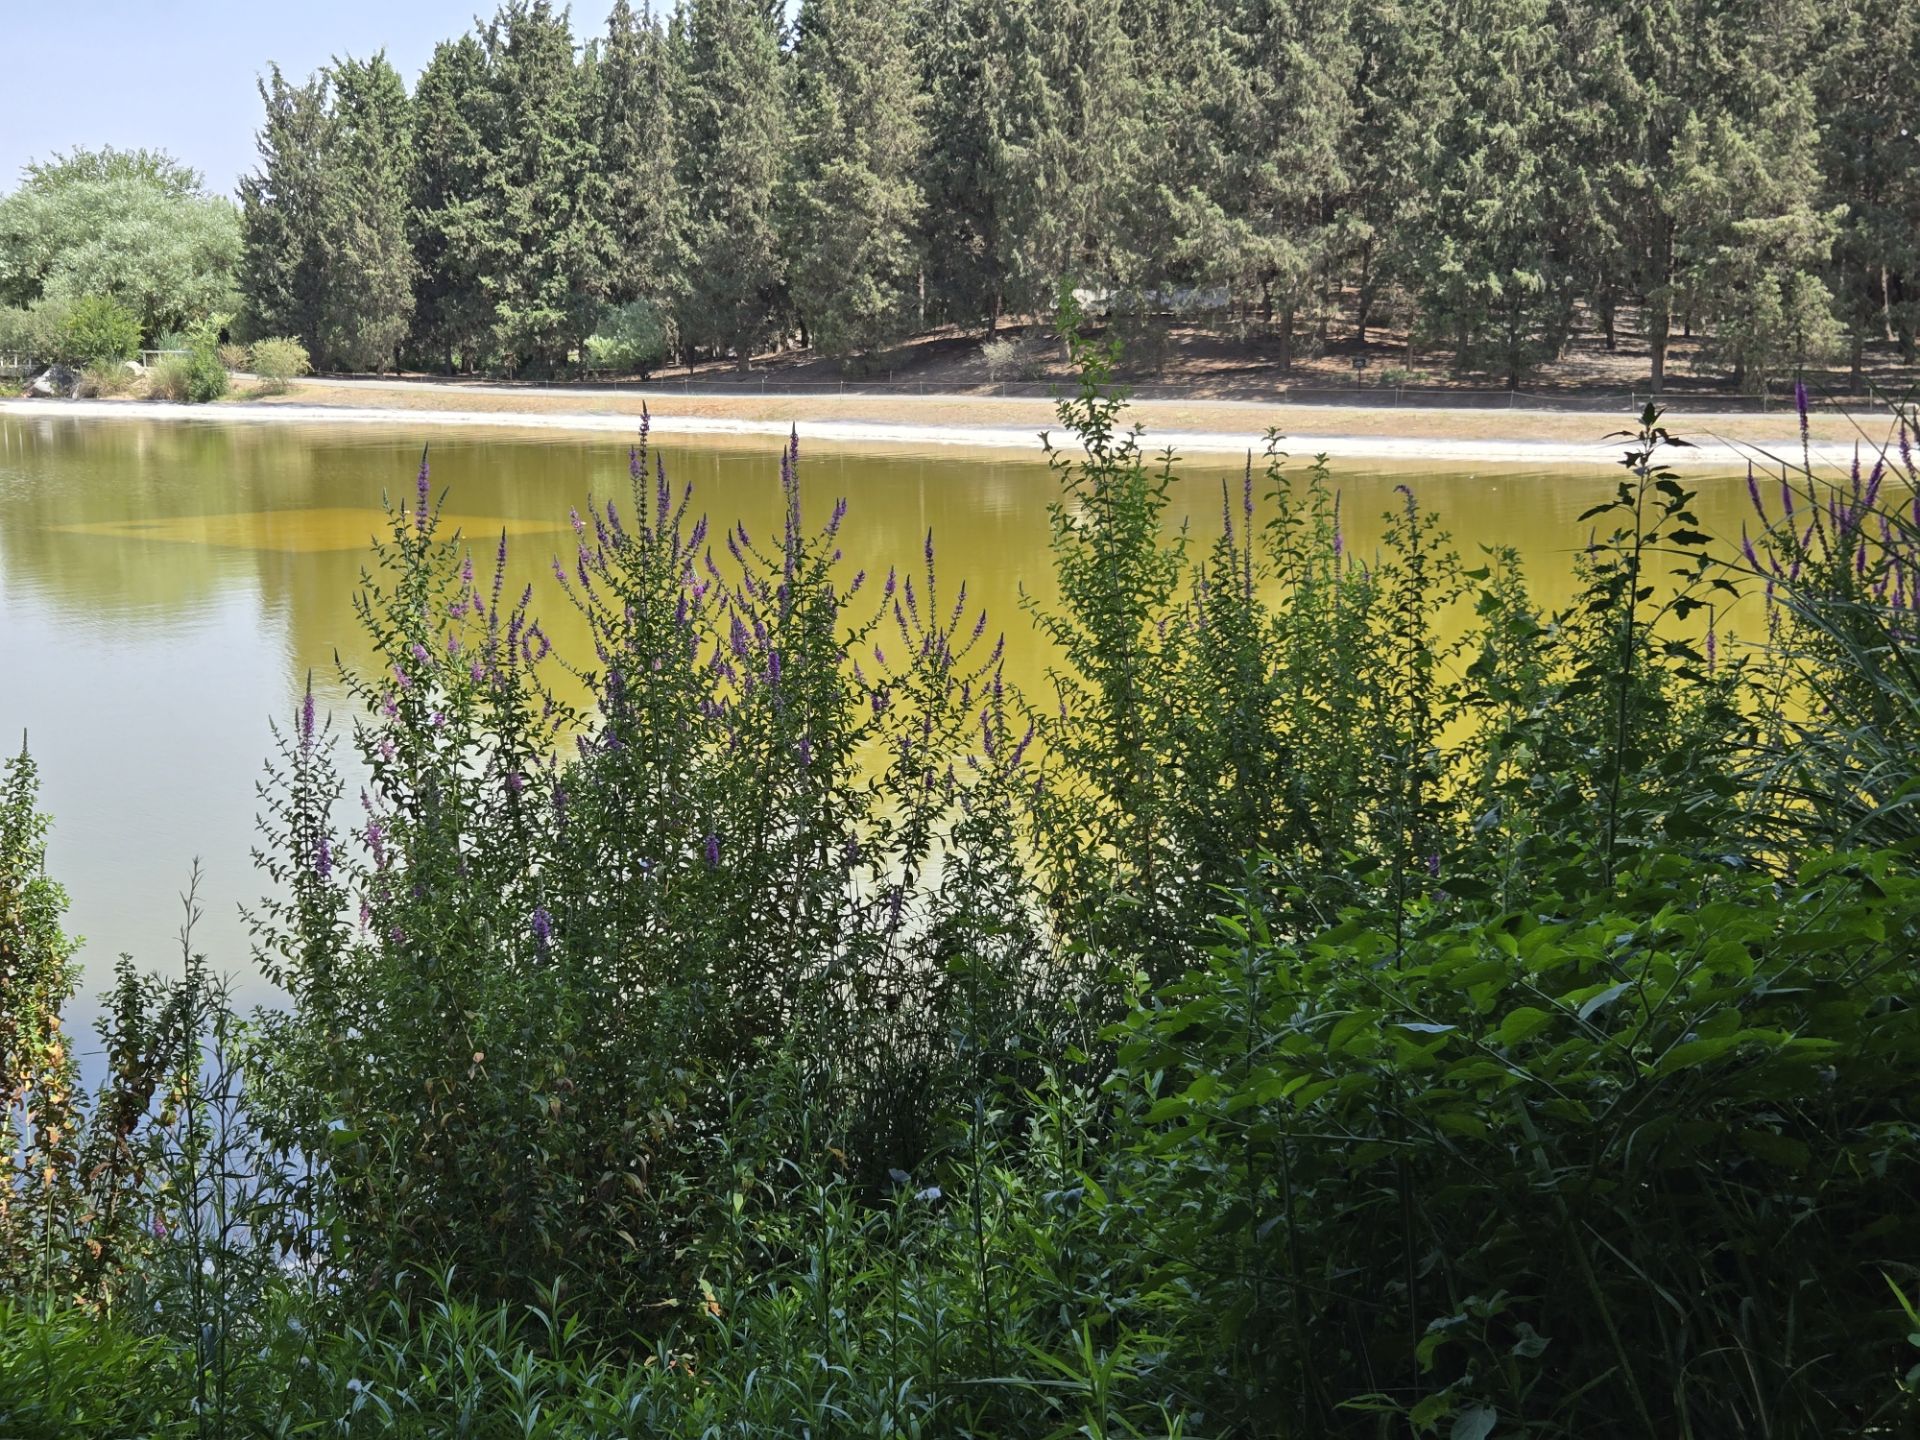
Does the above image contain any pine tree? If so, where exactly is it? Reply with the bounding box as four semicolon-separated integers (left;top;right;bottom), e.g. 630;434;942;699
1814;0;1920;387
679;0;789;369
783;0;925;358
318;54;415;371
1215;0;1361;369
411;35;495;372
1402;0;1576;384
239;66;332;353
1674;80;1844;391
476;1;613;373
597;0;688;316
915;0;1002;329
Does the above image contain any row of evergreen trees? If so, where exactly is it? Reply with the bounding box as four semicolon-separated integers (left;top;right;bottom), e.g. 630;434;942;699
237;0;1920;386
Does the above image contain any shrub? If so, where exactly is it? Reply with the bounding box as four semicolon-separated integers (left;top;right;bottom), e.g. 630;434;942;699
248;336;310;393
74;362;137;398
146;353;192;401
217;342;250;371
980;334;1029;381
584;299;671;376
57;294;141;366
182;344;228;403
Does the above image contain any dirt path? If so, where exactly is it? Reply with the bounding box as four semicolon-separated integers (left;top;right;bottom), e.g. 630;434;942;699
4;376;1905;472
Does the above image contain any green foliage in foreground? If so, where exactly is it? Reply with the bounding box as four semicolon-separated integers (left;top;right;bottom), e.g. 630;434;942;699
7;345;1920;1436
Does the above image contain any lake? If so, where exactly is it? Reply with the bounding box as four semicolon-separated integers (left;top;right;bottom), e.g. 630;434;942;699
0;412;1753;1038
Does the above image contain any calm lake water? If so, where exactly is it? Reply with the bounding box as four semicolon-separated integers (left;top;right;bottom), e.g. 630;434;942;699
0;412;1752;1038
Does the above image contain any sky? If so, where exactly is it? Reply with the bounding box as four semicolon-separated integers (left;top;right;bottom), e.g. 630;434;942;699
3;2;625;199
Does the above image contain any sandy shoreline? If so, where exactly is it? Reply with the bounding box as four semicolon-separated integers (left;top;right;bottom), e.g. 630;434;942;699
1;385;1902;472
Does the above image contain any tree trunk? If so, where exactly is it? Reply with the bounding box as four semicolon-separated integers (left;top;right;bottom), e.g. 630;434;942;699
1602;300;1617;354
1849;330;1864;395
1278;305;1294;373
1355;240;1375;346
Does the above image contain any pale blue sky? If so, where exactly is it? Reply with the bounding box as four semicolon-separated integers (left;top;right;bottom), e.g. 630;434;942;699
3;2;626;198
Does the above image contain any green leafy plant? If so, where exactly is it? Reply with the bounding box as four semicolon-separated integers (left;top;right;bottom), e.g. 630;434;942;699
247;336;310;393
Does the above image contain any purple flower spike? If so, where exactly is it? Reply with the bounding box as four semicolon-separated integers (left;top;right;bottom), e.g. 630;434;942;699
531;905;552;958
704;833;720;867
313;834;332;880
1746;466;1764;520
415;447;431;532
1794;379;1809;444
301;684;316;746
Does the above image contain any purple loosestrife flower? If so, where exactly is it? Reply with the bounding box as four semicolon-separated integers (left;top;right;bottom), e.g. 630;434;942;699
1747;467;1764;520
314;834;332;880
704;833;721;867
1741;529;1760;569
531;906;553;959
416;448;431;532
1332;492;1344;560
1706;624;1717;674
1795;379;1810;448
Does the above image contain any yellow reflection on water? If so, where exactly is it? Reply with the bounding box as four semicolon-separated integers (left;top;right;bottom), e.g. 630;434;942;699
0;411;1817;1028
54;507;570;554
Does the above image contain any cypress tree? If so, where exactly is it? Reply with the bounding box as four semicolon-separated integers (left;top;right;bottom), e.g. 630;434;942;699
318;54;415;371
783;0;925;358
597;0;688;315
679;0;789;369
476;1;612;373
239;66;332;354
411;35;495;372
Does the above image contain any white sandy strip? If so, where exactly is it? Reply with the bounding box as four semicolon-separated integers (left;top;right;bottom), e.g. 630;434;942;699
0;396;1878;471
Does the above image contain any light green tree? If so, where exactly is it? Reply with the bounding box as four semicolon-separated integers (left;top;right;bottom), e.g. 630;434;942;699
1402;0;1577;384
0;147;240;343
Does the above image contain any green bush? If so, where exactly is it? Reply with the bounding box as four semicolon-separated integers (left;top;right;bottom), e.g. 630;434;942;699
183;345;227;403
146;353;192;401
248;335;310;392
57;294;141;366
584;298;670;375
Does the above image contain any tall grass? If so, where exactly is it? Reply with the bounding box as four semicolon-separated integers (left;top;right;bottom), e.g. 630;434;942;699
6;352;1920;1436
